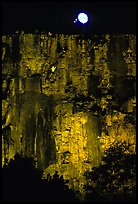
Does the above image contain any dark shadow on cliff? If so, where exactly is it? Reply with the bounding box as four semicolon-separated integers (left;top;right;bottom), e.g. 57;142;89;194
2;153;80;202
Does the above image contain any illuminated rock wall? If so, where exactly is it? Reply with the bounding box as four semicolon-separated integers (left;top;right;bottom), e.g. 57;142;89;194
2;33;136;190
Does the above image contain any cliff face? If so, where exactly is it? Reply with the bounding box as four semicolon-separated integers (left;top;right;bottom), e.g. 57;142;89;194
2;33;136;190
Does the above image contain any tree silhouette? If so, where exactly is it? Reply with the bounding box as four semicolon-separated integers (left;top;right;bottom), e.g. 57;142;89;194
84;142;136;202
2;153;79;202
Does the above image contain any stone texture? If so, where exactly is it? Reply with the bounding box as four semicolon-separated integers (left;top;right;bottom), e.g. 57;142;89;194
2;33;136;191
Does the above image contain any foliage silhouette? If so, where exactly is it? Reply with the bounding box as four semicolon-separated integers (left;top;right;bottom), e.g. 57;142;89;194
2;153;79;202
84;142;136;202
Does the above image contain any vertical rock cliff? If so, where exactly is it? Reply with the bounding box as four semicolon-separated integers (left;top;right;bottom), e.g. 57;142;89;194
2;33;136;190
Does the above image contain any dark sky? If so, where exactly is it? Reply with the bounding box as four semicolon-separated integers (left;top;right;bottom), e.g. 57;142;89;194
2;1;136;35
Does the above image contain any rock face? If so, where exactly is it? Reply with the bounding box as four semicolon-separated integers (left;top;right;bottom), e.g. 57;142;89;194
2;33;136;190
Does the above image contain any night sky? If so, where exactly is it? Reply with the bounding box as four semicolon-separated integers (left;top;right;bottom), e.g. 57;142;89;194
2;1;136;34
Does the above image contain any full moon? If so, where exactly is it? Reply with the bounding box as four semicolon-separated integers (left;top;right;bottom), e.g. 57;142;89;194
78;13;88;24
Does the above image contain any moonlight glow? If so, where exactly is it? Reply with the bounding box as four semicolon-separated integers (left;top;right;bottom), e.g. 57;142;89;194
78;13;88;24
